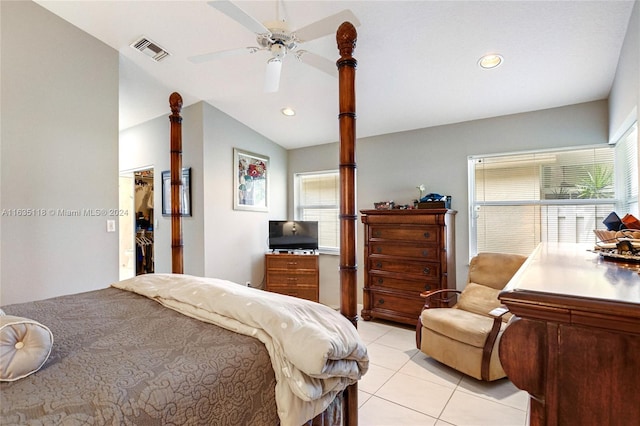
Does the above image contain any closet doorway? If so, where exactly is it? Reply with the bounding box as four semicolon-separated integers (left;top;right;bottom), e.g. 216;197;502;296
118;168;155;280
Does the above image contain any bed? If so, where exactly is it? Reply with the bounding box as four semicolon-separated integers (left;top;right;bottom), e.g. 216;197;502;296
0;22;361;426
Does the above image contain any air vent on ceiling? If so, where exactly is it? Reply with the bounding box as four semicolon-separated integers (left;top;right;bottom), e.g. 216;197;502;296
130;37;170;62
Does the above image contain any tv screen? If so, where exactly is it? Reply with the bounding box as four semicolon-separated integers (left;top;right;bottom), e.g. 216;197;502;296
269;220;319;251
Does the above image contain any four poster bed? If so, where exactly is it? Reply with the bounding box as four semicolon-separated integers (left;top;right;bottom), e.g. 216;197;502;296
0;23;362;425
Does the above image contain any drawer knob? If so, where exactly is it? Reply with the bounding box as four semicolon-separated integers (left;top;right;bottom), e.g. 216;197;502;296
423;232;430;238
423;267;431;275
422;250;428;257
376;262;382;268
377;278;384;284
378;298;384;305
375;231;381;237
376;247;382;253
424;284;431;291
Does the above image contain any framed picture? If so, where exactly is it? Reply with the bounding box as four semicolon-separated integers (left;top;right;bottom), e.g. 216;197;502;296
233;148;268;211
162;167;192;216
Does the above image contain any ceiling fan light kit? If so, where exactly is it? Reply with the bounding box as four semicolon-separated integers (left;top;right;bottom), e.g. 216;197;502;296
265;58;283;92
189;0;360;93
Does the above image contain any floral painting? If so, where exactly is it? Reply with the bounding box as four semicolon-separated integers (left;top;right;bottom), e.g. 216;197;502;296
233;148;268;211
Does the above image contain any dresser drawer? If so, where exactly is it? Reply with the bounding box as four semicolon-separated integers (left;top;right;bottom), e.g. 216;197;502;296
368;290;424;320
360;209;456;326
369;242;439;260
368;273;437;293
267;285;318;302
266;255;317;270
369;225;438;243
369;257;440;280
266;271;318;286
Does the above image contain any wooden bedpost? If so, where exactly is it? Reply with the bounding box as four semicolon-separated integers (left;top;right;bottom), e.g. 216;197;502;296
337;21;358;426
169;92;184;274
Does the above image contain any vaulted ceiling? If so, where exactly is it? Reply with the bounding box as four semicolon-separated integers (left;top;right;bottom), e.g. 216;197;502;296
36;1;636;149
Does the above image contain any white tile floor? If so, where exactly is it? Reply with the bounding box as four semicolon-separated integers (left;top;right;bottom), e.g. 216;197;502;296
357;318;530;426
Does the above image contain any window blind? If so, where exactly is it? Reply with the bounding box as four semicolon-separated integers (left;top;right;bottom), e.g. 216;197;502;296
470;146;615;257
615;123;638;216
295;171;339;251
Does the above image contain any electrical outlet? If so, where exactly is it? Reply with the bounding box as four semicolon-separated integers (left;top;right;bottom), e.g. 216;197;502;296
106;220;116;232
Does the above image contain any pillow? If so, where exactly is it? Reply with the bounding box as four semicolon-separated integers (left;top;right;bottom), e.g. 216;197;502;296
456;283;512;322
0;315;53;382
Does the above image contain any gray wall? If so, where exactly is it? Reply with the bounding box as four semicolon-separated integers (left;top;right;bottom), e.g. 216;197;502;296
201;102;287;286
120;102;206;276
609;0;639;143
290;1;639;307
1;1;119;305
120;101;287;287
1;1;635;308
289;101;609;306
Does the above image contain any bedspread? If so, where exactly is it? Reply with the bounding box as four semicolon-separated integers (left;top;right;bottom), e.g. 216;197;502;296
112;273;369;426
0;287;279;425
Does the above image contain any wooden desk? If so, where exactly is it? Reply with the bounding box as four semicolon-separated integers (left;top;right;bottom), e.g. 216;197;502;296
499;243;640;426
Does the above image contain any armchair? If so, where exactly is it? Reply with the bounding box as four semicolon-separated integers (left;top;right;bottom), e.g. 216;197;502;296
415;252;527;381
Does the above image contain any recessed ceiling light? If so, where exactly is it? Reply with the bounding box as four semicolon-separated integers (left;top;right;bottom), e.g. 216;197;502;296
281;107;296;116
478;54;503;69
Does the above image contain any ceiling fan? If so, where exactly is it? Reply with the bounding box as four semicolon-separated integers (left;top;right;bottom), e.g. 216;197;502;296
189;0;360;92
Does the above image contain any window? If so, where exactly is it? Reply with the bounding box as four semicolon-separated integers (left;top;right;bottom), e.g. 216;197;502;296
469;145;617;257
615;123;638;216
294;171;339;252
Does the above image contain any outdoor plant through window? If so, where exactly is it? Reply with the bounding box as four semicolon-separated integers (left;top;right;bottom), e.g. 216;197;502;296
469;145;617;256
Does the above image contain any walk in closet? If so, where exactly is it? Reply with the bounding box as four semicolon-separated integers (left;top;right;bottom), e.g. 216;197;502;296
134;170;154;275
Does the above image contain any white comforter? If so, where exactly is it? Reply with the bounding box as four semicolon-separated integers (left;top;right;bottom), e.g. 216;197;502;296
112;273;369;426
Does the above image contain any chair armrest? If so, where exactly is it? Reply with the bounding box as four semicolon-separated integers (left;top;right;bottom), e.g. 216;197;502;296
419;289;461;309
488;306;510;318
481;305;511;380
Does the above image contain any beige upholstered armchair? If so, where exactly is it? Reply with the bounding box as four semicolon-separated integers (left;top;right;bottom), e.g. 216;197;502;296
415;252;527;381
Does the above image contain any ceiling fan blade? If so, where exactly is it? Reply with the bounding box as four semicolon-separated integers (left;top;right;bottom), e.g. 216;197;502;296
294;10;360;43
188;46;259;64
264;59;282;93
296;51;336;77
208;0;270;35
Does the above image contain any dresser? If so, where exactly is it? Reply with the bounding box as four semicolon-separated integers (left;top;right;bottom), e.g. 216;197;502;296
360;209;456;325
499;243;640;426
264;253;319;302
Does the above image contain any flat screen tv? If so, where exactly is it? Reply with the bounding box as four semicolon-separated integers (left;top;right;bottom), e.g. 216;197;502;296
269;220;319;251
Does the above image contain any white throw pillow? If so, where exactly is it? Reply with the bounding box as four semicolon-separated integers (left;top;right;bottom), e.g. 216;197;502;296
0;315;53;381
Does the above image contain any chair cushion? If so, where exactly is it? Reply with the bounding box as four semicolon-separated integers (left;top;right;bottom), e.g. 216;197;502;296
456;283;513;322
468;253;527;290
420;327;507;381
420;308;505;348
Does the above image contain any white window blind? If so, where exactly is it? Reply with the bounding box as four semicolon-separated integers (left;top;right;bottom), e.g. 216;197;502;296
470;146;616;257
295;171;339;252
615;122;638;216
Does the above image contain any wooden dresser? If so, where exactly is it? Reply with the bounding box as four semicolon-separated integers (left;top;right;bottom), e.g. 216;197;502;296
360;209;456;325
499;243;640;426
265;253;319;302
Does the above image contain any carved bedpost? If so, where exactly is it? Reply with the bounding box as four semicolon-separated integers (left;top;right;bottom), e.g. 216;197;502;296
337;21;358;426
169;92;184;274
337;22;358;329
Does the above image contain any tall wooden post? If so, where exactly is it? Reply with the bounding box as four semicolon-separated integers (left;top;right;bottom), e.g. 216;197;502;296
337;21;358;426
169;92;184;274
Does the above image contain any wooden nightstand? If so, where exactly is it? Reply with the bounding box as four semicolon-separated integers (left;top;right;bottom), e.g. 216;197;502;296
265;253;319;302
